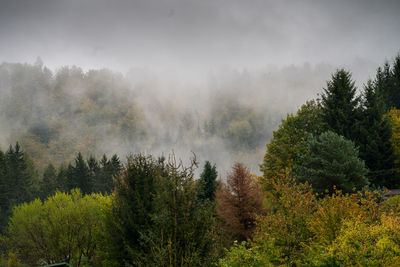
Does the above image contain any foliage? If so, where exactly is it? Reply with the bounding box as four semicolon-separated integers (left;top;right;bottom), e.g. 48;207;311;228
218;241;274;267
101;154;160;266
321;69;361;141
359;81;397;188
197;161;218;202
216;163;264;244
384;108;400;176
260;100;325;187
256;171;316;264
7;189;110;266
150;155;220;266
307;214;400;266
293;131;368;194
0;143;38;233
376;55;400;109
102;154;220;266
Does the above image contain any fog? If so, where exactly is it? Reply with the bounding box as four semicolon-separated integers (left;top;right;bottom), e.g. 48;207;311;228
0;0;399;176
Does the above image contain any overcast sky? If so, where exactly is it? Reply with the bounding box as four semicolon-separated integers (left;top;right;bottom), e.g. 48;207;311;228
1;0;399;74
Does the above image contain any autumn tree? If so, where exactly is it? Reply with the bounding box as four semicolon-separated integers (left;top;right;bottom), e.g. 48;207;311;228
216;163;264;243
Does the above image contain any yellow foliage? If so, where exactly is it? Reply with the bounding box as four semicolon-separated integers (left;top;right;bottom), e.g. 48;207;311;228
383;108;400;172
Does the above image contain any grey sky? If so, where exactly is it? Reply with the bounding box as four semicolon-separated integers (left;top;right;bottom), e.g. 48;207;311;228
0;0;399;73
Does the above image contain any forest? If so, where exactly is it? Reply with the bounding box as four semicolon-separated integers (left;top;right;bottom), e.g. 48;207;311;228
0;53;400;266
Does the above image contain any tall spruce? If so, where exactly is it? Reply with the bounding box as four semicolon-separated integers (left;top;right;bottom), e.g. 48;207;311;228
0;150;9;232
321;70;361;142
197;161;218;202
102;154;160;266
359;81;397;187
40;163;58;199
377;56;400;109
6;143;33;204
67;152;92;194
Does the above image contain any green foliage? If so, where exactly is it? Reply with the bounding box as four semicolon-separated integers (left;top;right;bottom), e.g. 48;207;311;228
359;81;397;188
218;241;274;267
257;171;317;264
321;69;361;141
260;100;325;187
102;154;220;266
377;55;400;110
197;161;218;202
0;143;37;233
7;189;110;266
40;163;58;199
293;131;368;194
101;154;160;266
150;155;220;266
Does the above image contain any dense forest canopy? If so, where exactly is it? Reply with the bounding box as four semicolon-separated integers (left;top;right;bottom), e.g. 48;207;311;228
0;60;378;175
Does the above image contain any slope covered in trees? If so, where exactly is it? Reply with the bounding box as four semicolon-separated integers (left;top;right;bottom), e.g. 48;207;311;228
2;55;400;266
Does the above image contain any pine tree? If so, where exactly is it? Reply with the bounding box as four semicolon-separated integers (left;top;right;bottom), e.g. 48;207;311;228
6;143;33;204
87;155;100;192
197;161;218;202
103;154;160;265
40;163;58;199
293;131;368;194
321;70;361;142
0;149;9;232
67;153;91;194
359;81;397;188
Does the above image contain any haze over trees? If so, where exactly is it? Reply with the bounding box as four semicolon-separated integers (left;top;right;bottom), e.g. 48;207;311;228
2;54;400;266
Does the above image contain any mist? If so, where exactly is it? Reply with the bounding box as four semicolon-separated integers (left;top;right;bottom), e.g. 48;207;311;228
0;0;399;176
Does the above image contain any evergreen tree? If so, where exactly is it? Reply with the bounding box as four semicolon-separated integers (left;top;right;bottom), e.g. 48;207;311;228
6;143;33;204
0;149;9;232
378;56;400;109
321;70;361;142
197;161;218;202
40;163;58;199
67;153;91;194
359;81;397;187
102;154;160;266
293;131;368;194
87;155;100;192
95;154;122;193
150;155;219;266
56;164;68;192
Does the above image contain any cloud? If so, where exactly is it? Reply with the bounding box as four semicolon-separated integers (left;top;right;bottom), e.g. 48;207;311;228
0;0;399;74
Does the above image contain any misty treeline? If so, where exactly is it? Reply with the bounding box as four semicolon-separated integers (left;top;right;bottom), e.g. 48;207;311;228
0;59;354;173
1;54;400;266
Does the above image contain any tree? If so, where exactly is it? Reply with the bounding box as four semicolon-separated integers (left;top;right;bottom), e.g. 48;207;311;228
197;161;218;202
321;69;361;142
150;155;219;266
359;81;397;187
260;100;325;187
216;163;264;243
6;143;33;204
7;189;110;266
66;152;92;194
40;163;58;199
377;55;400;109
101;154;160;266
293;131;368;194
